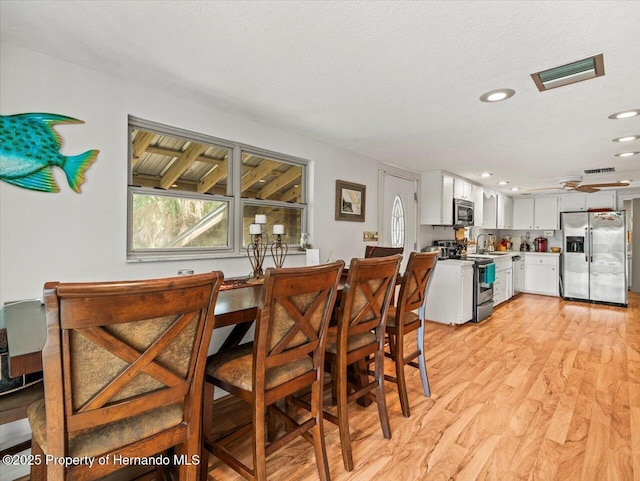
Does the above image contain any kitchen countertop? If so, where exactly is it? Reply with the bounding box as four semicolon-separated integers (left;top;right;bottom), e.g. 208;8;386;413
437;259;475;266
470;251;561;258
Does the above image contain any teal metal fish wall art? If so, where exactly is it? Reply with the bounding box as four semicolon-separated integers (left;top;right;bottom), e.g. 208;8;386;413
0;113;99;193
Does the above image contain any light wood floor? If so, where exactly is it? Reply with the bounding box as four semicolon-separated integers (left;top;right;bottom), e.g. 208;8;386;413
203;292;640;481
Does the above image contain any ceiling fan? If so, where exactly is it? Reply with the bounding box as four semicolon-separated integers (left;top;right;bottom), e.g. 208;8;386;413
530;176;630;193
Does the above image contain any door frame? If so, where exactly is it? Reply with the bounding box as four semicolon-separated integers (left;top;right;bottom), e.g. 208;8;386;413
378;163;420;253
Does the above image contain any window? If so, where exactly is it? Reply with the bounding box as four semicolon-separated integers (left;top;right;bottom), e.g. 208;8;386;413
128;118;308;260
391;194;405;248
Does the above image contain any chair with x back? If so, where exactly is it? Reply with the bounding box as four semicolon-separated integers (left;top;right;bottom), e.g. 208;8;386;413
322;254;401;471
27;271;223;481
384;251;438;417
200;261;344;481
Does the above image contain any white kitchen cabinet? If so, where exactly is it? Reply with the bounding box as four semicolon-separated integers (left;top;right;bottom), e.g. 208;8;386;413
586;191;616;210
497;193;513;229
473;185;484;227
424;260;474;325
493;256;514;306
513;198;534;229
559;193;587;212
454;177;473;201
513;196;558;230
482;190;497;229
524;253;559;296
421;171;454;225
534;196;559;230
559;191;616;213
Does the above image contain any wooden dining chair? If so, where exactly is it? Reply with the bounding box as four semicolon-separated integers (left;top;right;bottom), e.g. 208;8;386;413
322;254;401;471
27;271;223;481
364;246;404;258
0;382;44;457
384;251;438;417
200;261;344;481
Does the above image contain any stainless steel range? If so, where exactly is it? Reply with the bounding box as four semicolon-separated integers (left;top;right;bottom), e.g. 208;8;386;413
472;258;494;323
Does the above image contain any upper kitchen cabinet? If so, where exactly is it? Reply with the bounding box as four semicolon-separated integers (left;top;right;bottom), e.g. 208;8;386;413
473;184;484;227
534;196;559;230
512;198;534;229
453;177;474;201
513;196;559;230
497;193;513;229
482;190;497;229
421;170;454;225
586;191;617;210
558;191;617;212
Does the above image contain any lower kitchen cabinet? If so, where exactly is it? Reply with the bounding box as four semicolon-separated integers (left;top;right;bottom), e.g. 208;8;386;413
524;253;559;296
493;256;513;306
424;260;474;325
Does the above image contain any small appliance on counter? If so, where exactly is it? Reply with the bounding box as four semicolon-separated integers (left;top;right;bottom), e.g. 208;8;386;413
431;240;458;259
534;237;548;252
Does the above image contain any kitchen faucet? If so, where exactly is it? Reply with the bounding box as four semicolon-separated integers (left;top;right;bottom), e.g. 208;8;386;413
476;233;490;254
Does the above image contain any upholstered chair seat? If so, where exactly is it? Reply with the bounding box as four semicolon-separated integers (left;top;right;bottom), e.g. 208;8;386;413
324;327;376;355
28;398;183;459
384;306;419;328
206;344;314;392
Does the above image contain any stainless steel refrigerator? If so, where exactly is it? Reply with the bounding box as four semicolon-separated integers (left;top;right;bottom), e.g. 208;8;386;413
561;211;627;306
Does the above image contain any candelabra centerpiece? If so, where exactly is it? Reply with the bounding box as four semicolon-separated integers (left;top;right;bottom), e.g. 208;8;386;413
247;215;268;283
270;224;288;268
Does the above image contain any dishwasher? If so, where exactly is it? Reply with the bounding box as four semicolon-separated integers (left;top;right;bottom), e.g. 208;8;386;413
512;255;524;296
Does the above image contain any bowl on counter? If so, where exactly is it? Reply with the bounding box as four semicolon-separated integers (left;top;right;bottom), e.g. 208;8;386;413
550;247;561;253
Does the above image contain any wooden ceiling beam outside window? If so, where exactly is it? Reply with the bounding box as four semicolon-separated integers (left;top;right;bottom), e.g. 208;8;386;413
160;143;208;189
256;167;301;200
131;131;156;169
241;159;279;193
197;163;228;194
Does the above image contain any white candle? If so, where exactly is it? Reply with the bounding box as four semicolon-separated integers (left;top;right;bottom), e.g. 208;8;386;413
255;214;267;224
249;223;261;235
273;224;284;235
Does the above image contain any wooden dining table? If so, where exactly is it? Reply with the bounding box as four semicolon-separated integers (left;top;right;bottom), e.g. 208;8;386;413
1;283;263;377
2;272;373;406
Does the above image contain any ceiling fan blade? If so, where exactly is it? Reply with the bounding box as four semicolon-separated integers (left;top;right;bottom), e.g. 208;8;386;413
580;182;630;188
527;186;563;191
575;185;599;193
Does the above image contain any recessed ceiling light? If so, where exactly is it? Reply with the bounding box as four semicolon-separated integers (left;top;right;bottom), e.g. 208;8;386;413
479;89;515;103
497;181;509;185
612;135;639;142
258;179;266;183
480;172;493;177
510;187;520;191
615;152;639;157
608;109;640;119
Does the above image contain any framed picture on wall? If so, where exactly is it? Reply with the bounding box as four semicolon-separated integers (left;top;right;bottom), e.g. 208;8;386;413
335;179;366;222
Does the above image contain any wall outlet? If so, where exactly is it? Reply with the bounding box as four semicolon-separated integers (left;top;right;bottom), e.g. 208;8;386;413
363;231;379;241
544;230;554;236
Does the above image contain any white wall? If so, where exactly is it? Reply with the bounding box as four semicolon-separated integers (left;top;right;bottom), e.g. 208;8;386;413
0;43;382;304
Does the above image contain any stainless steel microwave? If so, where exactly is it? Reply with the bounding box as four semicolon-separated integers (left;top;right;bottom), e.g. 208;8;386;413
453;199;474;227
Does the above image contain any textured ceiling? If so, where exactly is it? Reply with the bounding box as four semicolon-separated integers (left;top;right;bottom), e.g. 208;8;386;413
2;0;640;194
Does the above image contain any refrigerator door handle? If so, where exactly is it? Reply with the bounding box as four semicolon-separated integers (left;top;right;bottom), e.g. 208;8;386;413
585;227;589;262
589;226;593;263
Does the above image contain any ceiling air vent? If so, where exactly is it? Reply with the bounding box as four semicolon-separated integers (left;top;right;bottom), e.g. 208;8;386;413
531;53;604;92
584;167;615;175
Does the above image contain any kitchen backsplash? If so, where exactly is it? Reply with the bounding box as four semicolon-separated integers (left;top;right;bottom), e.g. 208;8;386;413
420;225;562;252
